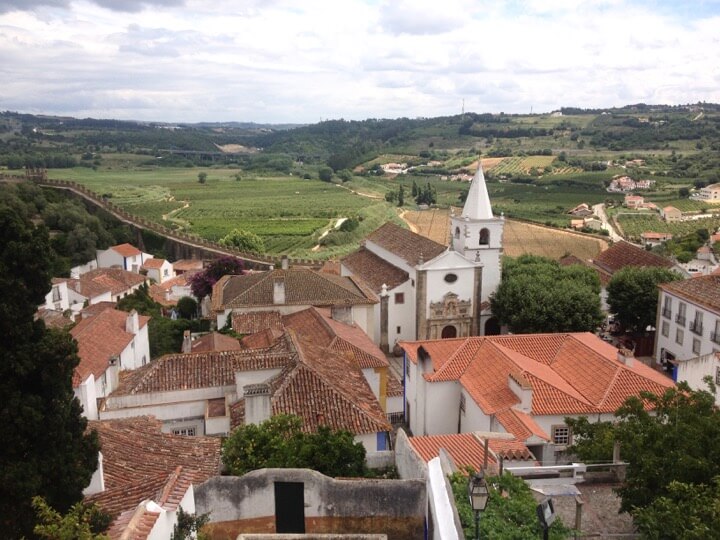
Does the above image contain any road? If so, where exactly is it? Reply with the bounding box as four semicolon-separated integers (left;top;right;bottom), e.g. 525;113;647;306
592;203;623;242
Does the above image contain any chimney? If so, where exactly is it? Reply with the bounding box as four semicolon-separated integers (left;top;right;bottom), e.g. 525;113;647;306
508;373;533;413
281;255;289;270
617;348;634;367
181;330;192;353
244;383;271;425
273;277;286;305
125;309;140;334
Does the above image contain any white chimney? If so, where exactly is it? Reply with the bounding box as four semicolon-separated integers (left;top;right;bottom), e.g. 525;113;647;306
273;277;285;305
181;330;192;353
281;255;289;270
125;309;140;334
244;383;271;425
617;348;634;368
508;373;533;413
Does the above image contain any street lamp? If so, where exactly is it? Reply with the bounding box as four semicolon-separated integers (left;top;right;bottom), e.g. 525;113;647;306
468;470;489;540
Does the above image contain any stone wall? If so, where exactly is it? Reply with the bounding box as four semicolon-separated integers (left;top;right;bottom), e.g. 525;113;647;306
195;469;425;540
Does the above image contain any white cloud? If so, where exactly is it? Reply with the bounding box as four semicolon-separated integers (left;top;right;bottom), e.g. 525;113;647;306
0;0;717;122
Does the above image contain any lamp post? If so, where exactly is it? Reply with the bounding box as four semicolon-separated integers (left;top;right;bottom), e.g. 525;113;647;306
468;470;489;540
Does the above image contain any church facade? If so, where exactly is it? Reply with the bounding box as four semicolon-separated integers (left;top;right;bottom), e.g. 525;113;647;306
341;164;503;349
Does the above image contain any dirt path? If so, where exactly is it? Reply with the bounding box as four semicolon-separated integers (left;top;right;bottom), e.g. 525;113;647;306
336;183;384;200
398;210;419;233
162;201;191;229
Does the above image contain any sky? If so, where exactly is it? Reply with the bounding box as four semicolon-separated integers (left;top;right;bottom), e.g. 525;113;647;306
0;0;719;124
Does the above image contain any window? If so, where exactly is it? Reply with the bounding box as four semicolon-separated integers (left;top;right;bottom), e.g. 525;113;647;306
52;286;61;302
661;321;670;337
715;366;720;386
405;359;410;377
692;339;701;355
459;393;466;414
676;302;687;326
662;297;672;319
713;320;720;344
396;326;401;334
172;427;196;436
163;268;169;276
691;311;704;335
394;293;405;304
479;228;490;246
676;328;684;345
551;425;572;446
454;227;460;239
444;273;458;283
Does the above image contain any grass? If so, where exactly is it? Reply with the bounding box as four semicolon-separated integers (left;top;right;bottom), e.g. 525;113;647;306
616;214;720;240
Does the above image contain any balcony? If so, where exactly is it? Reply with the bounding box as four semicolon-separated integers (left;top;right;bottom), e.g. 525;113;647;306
675;314;686;326
387;412;405;425
711;331;720;345
690;320;704;335
662;308;672;319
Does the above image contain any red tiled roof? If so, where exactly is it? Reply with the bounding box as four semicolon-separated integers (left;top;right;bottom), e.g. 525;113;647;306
387;372;404;397
241;327;285;349
341;246;410;293
403;333;674;417
592;241;674;276
659;275;720;314
81;268;147;295
190;332;242;353
86;417;221;538
142;258;167;269
409;432;535;469
366;222;446;267
232;311;284;335
216;268;377;310
172;259;204;272
59;277;112;299
495;409;549;442
111;243;142;257
70;308;149;386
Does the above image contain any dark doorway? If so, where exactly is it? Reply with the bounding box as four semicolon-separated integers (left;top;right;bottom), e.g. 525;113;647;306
274;482;305;533
485;317;501;336
441;325;457;339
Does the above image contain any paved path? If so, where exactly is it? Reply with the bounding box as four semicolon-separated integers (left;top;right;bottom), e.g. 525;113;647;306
593;203;623;242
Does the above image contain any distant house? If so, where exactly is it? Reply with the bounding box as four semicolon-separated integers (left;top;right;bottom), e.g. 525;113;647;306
640;231;673;247
142;258;174;284
84;416;221;540
568;203;593;217
149;273;195;308
96;243;151;273
697;183;720;202
41;278;70;313
661;206;682;223
570;219;585;230
71;306;150;420
402;333;673;464
173;259;204;275
56;276;113;314
655;275;720;365
624;195;645;209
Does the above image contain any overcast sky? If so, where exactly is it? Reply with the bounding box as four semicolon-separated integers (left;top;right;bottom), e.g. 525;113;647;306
0;0;718;123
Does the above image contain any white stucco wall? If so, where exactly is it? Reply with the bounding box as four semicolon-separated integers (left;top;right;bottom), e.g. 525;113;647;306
96;249;124;269
355;432;380;452
132;323;150;366
148;486;195;540
362;367;381;402
75;374;99;420
387;280;416;345
655;290;720;362
459;391;493;433
43;281;69;311
675;353;720;405
70;260;98;278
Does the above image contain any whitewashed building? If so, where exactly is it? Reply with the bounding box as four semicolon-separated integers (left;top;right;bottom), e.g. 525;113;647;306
96;243;152;273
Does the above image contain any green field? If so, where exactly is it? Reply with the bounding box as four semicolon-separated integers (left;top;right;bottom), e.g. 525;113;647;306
616;214;720;240
45;166;393;258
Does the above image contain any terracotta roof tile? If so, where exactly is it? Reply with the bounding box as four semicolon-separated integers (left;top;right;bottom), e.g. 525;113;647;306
659;274;720;314
111;243;142;257
409;432;536;468
190;332;242;353
366;222;446;267
593;241;674;276
86;416;221;537
495;409;549;442
81;268;147;296
387;372;404;397
341;247;410;293
58;277;113;299
70;308;149;386
218;268;377;309
232;311;284;334
403;333;674;417
142;258;167;270
172;259;204;272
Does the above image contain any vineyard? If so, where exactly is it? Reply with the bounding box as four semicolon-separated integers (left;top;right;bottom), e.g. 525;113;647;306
490;156;556;175
616;214;720;240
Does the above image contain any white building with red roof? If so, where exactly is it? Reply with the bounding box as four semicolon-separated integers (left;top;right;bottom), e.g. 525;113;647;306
96;243;152;273
402;333;673;464
70;306;150;420
142;257;174;284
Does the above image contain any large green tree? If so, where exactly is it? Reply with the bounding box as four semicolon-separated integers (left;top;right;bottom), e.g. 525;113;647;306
606;266;682;332
0;205;100;538
491;255;603;333
220;228;265;253
222;414;366;478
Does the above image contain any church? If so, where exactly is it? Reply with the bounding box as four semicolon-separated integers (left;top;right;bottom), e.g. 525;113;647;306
341;163;504;351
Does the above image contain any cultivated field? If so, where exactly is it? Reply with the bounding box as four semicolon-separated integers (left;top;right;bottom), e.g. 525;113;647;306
616;214;720;241
402;208;608;260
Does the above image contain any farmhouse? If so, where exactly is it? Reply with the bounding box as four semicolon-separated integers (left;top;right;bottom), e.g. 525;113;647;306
402;333;674;464
640;231;673;247
697;183;720;202
661;205;682;222
142;257;174;283
96;243;152;273
568;203;593;217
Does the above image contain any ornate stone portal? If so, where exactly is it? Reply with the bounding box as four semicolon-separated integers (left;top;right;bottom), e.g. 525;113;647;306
427;292;473;339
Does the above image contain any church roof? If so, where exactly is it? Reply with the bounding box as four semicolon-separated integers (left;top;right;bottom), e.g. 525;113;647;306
365;222;446;267
342;246;409;293
461;163;494;220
